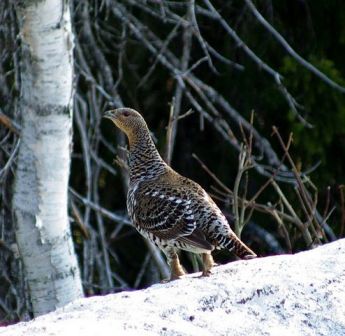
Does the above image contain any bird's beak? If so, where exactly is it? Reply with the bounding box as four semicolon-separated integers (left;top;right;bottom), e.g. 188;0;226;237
103;110;115;120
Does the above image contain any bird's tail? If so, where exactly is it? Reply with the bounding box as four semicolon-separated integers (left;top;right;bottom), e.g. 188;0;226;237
222;233;257;259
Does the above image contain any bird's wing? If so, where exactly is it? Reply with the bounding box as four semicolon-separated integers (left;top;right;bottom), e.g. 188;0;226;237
131;180;212;250
132;180;196;239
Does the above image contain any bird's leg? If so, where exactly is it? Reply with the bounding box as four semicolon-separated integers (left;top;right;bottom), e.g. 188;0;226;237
162;248;185;281
169;253;186;280
201;253;215;277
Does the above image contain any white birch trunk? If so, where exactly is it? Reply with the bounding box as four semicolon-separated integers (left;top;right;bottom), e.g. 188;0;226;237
13;0;83;316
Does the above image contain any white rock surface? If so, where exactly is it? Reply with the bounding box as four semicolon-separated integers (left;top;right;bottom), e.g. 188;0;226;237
2;239;345;336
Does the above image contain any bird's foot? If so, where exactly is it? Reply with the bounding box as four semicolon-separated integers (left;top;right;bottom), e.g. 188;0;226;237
161;278;177;283
168;256;186;281
200;253;214;278
160;272;185;283
171;273;184;281
243;254;257;260
200;270;212;277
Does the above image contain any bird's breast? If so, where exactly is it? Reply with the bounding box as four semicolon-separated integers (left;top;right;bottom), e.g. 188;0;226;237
127;181;141;220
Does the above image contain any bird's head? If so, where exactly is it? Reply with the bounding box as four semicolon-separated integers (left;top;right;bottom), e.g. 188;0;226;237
104;108;147;139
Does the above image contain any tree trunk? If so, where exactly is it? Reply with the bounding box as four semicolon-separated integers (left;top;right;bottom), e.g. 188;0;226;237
13;0;83;316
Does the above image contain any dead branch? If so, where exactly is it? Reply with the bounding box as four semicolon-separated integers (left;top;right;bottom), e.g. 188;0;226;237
245;0;345;94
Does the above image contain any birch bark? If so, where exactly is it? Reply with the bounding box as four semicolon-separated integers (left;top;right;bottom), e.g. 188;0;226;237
13;0;83;316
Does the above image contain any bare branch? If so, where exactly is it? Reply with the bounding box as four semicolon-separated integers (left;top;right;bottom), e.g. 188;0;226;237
166;0;194;163
0;111;20;135
112;1;282;166
202;0;312;127
0;139;20;178
245;0;345;94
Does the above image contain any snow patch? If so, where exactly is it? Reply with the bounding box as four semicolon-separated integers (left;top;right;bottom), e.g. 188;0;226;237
2;239;345;336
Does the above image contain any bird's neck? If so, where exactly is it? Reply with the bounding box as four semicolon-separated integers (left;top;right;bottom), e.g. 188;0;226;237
128;128;167;184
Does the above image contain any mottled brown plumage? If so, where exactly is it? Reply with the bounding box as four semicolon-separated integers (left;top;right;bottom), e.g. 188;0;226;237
104;107;256;280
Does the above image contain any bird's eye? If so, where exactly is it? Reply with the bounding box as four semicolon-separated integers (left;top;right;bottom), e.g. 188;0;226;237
123;111;130;117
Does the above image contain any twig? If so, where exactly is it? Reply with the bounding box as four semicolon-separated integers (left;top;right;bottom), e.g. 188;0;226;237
0;139;20;178
70;199;90;239
0;111;20;135
248;133;292;205
165;103;193;164
192;153;232;194
90;149;118;176
203;0;312;127
165;100;176;165
112;2;282;167
93;165;115;290
69;187;131;225
189;0;218;74
166;0;194;164
245;0;345;94
137;19;183;89
74;99;93;279
144;240;170;279
272;126;324;242
271;180;313;247
233;144;252;236
322;186;331;223
204;40;245;71
133;253;151;288
272;208;292;253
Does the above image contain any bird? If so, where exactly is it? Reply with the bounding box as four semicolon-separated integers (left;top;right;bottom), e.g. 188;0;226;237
104;107;256;280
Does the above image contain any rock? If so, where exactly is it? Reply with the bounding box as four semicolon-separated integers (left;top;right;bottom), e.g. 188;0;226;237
1;239;345;336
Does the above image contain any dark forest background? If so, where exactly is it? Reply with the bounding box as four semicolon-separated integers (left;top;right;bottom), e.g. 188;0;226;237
1;0;345;323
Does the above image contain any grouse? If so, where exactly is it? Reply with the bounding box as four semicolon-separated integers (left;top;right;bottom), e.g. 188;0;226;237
104;107;256;280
